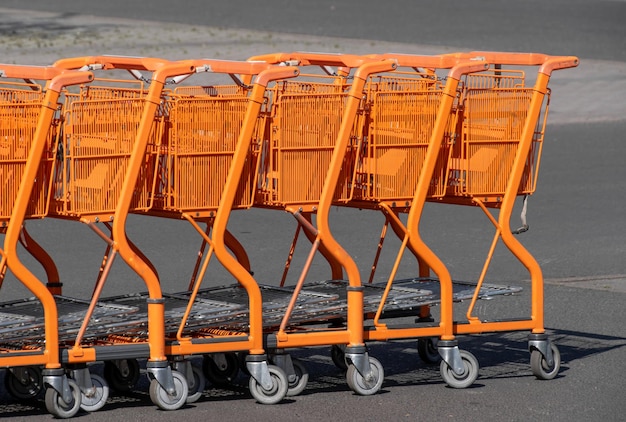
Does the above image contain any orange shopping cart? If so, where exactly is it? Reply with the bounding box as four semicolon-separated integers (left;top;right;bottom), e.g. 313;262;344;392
432;52;579;380
249;52;502;389
0;64;95;418
355;51;579;383
155;54;398;396
115;59;302;405
1;56;202;416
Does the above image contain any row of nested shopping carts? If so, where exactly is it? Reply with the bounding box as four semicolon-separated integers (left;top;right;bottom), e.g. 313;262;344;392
0;51;578;417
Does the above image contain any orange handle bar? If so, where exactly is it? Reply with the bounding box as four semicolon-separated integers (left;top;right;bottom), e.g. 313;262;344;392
0;64;94;89
48;71;95;91
447;61;490;80
255;66;300;86
353;59;398;81
539;56;580;75
0;64;66;81
249;51;377;68
147;59;300;85
53;55;171;71
171;59;293;77
366;53;486;70
445;51;580;71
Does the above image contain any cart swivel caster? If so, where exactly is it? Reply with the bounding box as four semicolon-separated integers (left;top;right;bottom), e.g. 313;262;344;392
529;334;561;380
438;341;479;389
43;370;82;419
246;354;288;404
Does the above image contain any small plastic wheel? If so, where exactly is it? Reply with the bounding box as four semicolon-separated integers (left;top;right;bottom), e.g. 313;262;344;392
440;350;479;389
79;373;109;412
149;370;188;411
5;366;44;400
45;379;82;419
417;338;442;364
531;342;561;380
248;365;288;405
330;345;348;371
286;358;309;397
346;357;384;396
185;365;206;403
103;359;140;393
202;353;239;386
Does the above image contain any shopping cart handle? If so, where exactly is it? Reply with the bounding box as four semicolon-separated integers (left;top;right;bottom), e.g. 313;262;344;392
353;59;397;81
248;51;368;69
53;55;171;71
448;61;489;79
255;66;300;86
0;64;65;81
48;70;95;91
539;56;580;75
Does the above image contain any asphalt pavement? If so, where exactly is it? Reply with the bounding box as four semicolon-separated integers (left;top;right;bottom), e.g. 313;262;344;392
0;2;624;421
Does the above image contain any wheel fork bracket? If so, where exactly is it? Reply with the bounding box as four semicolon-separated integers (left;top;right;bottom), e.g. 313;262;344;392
345;349;375;385
171;360;194;386
438;341;465;376
147;361;176;395
246;355;274;390
271;352;297;383
43;368;74;405
71;367;96;396
528;334;554;367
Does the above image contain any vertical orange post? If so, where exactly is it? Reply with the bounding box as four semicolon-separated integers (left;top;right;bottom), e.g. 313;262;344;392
315;59;398;348
403;61;489;340
2;68;94;369
211;66;300;355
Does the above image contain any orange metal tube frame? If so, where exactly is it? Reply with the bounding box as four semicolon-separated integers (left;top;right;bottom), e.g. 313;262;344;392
182;63;300;356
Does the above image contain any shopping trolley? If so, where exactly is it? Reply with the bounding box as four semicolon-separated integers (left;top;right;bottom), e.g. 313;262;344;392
1;56;203;416
245;52;506;388
96;59;302;405
436;52;579;379
142;54;397;396
353;52;579;383
0;64;95;417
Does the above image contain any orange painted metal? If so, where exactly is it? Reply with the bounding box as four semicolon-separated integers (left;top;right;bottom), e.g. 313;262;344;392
0;64;94;371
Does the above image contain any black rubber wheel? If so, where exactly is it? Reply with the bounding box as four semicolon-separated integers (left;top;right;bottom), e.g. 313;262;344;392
202;353;239;386
103;359;140;393
417;338;442;364
330;345;348;371
4;366;44;400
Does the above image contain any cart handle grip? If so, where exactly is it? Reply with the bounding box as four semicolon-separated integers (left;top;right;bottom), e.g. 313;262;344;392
353;59;398;82
446;51;580;73
53;55;171;72
539;56;580;76
248;51;372;69
255;66;300;86
447;61;490;80
0;64;65;81
49;70;95;91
